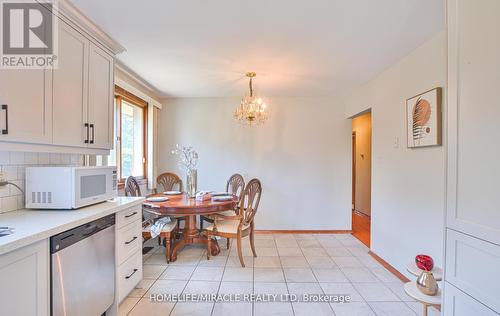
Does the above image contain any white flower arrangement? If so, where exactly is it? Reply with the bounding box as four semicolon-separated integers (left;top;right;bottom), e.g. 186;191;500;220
171;144;199;171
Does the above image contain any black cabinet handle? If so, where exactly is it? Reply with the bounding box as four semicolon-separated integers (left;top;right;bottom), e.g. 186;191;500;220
89;124;94;144
125;211;138;218
2;104;8;135
125;268;138;279
84;123;89;143
125;236;138;245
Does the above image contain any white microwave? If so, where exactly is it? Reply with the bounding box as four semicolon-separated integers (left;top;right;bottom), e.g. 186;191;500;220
25;166;118;209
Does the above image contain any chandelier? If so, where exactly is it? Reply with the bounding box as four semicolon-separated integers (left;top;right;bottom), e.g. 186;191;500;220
234;72;269;125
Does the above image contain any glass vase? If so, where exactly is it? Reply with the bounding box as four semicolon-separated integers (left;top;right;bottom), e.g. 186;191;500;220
186;169;198;198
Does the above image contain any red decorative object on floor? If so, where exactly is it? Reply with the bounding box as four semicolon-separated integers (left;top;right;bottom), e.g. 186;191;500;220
415;254;434;271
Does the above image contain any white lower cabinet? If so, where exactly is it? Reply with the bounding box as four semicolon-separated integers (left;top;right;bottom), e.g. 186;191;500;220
445;229;500;312
115;206;143;303
117;248;143;302
0;239;49;316
444;282;499;316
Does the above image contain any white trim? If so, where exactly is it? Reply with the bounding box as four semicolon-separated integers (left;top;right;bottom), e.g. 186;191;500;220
115;60;161;95
40;0;126;55
0;142;109;155
115;76;163;109
146;105;155;190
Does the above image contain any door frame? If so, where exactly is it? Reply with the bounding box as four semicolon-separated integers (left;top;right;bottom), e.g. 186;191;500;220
352;131;356;211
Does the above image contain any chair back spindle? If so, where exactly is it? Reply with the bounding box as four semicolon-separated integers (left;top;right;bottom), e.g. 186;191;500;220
239;178;262;226
125;176;141;197
157;172;183;192
226;173;245;201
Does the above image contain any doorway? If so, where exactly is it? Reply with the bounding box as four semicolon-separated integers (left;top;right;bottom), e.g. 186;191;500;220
351;111;371;247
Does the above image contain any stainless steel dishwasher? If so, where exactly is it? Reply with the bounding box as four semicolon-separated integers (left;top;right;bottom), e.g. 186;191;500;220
51;214;115;316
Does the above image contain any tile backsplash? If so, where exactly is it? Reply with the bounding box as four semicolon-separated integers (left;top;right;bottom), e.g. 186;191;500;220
0;151;84;214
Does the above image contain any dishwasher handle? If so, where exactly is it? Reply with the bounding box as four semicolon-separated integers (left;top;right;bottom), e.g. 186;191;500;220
83;224;98;236
50;214;115;254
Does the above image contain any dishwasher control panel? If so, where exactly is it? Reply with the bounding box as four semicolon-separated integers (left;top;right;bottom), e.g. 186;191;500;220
50;214;115;254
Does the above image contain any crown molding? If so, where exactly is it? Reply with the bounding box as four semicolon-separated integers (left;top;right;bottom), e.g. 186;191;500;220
115;60;161;95
115;61;163;109
41;0;126;55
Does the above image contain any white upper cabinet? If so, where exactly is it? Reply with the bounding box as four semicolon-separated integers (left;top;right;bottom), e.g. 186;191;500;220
0;2;52;145
52;21;89;148
0;68;52;144
88;42;114;149
447;0;500;245
0;1;123;153
52;20;115;150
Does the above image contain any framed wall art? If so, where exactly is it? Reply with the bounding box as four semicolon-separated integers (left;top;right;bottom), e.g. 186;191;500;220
406;87;442;148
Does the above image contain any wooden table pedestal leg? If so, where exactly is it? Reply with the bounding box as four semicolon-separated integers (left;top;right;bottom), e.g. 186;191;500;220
170;215;220;262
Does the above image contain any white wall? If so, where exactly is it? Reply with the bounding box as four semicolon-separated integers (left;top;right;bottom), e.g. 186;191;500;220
158;97;351;230
343;31;446;275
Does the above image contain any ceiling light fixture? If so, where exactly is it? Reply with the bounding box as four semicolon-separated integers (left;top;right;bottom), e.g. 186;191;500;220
234;72;269;126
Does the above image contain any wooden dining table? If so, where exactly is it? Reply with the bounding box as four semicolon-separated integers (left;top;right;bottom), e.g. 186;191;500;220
142;193;238;262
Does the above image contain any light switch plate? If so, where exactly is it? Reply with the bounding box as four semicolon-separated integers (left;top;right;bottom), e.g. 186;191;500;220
393;137;400;148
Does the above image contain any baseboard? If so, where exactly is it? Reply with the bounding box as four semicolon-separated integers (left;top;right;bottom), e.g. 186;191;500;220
368;251;410;283
255;230;352;234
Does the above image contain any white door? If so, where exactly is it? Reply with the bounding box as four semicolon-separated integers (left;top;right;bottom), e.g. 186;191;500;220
88;42;114;149
0;69;52;144
52;20;89;147
0;240;49;316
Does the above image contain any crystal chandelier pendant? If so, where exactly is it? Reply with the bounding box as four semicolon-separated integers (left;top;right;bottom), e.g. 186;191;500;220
234;72;269;126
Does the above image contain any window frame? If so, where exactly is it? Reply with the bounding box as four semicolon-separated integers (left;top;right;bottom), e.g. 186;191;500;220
114;85;148;184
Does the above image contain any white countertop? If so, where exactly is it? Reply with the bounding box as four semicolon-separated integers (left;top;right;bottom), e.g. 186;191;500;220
0;197;145;255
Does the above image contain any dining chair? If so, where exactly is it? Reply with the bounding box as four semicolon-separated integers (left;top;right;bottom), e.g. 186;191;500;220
205;178;262;267
200;173;245;233
155;172;183;193
155;172;185;236
124;175;142;197
125;176;177;263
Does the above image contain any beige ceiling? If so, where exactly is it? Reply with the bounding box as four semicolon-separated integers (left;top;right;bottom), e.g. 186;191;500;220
71;0;444;98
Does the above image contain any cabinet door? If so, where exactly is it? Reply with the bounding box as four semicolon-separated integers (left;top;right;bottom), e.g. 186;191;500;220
445;229;500;311
447;0;500;245
0;240;49;316
443;282;498;316
0;2;52;145
0;69;51;144
52;20;89;147
88;42;114;149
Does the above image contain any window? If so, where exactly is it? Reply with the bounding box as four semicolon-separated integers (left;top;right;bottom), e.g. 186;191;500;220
112;86;148;182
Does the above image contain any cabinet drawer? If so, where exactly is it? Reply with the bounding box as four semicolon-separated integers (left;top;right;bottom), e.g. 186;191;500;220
116;206;142;229
445;229;500;312
443;282;498;316
117;250;142;303
117;220;142;265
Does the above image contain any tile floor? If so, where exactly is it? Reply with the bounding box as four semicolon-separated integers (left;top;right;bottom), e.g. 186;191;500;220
119;233;441;316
